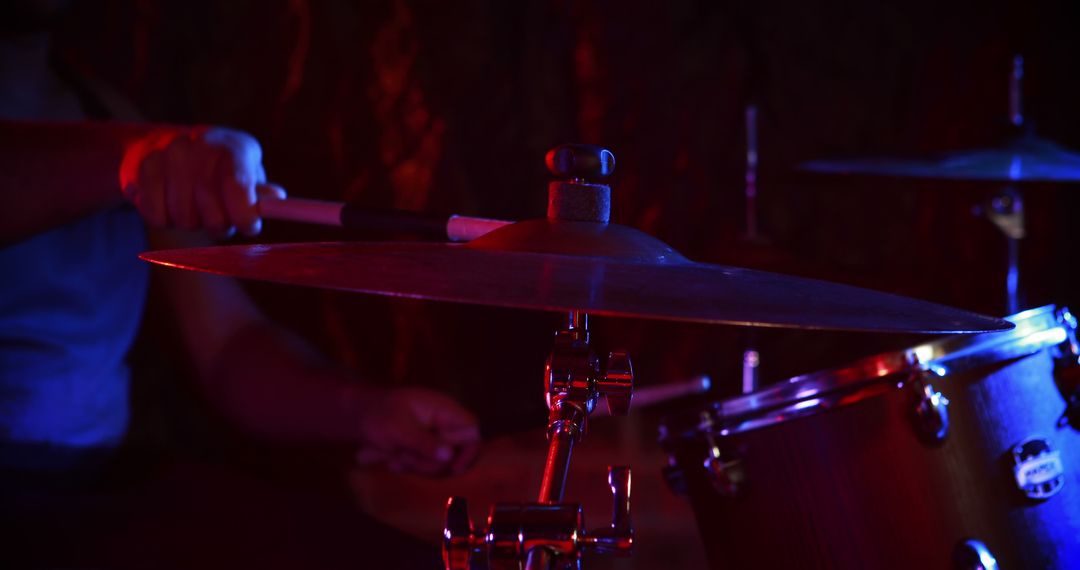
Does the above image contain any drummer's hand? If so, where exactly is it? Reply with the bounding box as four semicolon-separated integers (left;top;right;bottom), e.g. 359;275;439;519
354;387;481;476
119;126;286;238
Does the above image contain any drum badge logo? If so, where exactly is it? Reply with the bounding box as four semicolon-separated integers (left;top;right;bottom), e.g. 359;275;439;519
1011;438;1065;500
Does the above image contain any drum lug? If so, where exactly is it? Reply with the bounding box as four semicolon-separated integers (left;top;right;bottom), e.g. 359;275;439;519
953;539;999;570
1054;307;1079;358
910;369;950;444
1053;307;1080;431
1060;390;1080;432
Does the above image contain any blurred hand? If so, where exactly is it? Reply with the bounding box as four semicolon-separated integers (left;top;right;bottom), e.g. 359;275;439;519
353;387;481;477
119;126;286;238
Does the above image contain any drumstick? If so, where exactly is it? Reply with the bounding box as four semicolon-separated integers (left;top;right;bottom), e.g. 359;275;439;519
258;197;512;242
596;375;712;415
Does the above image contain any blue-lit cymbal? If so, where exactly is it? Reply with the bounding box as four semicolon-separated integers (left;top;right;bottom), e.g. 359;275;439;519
802;134;1080;182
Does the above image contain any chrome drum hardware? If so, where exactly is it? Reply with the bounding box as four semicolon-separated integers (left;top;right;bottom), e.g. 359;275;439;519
1011;437;1065;500
661;305;1080;569
910;369;950;443
443;466;634;570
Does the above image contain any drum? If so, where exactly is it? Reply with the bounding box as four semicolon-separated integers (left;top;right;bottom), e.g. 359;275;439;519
660;305;1080;569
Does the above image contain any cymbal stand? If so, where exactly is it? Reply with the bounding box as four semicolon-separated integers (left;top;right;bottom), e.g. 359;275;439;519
741;104;762;393
973;193;1025;316
976;55;1027;314
443;311;635;570
976;187;1025;314
442;145;636;569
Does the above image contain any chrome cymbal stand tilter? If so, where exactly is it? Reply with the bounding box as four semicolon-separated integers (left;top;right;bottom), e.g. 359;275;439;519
442;146;636;570
443;311;635;570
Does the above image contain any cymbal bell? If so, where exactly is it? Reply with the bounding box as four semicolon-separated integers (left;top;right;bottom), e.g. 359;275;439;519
142;218;1011;334
802;133;1080;183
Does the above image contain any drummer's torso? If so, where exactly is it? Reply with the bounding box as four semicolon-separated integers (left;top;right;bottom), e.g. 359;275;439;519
0;205;148;454
0;56;148;458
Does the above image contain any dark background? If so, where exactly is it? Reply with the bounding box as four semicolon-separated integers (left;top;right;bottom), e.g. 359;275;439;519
53;0;1080;435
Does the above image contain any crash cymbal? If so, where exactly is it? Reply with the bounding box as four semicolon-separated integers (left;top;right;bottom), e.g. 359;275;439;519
802;133;1080;183
144;144;1009;333
142;218;1009;334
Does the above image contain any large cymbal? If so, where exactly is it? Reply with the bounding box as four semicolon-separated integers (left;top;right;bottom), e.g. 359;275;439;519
142;219;1010;333
802;134;1080;182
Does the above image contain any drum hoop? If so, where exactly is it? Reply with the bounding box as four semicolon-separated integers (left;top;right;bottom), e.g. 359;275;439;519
709;305;1071;436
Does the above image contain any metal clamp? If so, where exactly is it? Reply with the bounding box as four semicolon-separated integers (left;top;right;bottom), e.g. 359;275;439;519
545;313;634;440
974;187;1025;240
443;466;634;570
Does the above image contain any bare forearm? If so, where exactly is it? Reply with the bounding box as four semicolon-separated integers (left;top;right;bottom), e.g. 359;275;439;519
205;322;371;443
0;120;156;242
149;230;480;469
150;229;369;443
199;317;482;476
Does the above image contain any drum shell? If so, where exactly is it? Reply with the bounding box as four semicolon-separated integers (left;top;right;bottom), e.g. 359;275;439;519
675;349;1080;570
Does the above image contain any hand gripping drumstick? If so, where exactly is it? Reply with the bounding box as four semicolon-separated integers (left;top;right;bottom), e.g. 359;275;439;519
259;197;512;242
